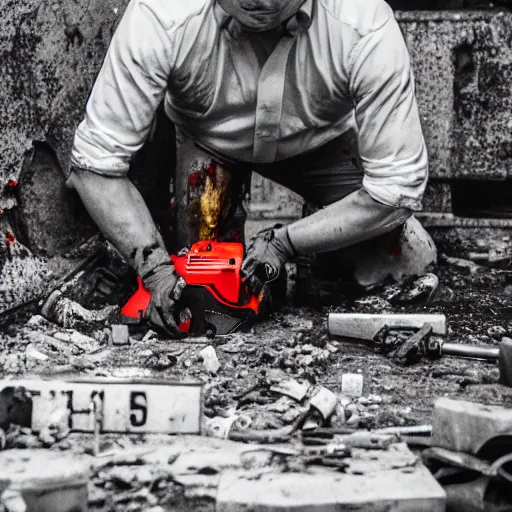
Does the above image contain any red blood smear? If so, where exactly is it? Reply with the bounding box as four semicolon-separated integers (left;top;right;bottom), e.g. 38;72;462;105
188;172;204;188
206;163;217;187
179;318;191;333
6;232;15;245
7;180;18;188
387;245;401;257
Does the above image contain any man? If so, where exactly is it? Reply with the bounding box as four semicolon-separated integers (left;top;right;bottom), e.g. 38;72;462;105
68;0;436;337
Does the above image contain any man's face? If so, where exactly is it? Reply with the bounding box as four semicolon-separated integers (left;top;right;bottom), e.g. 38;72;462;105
237;0;284;15
220;0;303;32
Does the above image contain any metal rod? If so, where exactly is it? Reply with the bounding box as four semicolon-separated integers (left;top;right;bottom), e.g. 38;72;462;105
441;342;499;361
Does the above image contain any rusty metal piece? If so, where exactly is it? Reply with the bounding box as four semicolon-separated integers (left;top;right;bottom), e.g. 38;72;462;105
423;447;493;476
390;323;433;366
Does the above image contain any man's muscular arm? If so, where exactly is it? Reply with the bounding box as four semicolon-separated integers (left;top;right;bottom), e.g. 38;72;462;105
68;0;185;336
288;5;427;253
243;4;426;281
68;170;169;275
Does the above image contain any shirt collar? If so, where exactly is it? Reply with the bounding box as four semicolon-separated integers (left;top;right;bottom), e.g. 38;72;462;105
214;0;313;36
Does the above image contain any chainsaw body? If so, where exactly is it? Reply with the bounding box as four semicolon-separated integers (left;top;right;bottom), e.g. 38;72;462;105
121;241;259;336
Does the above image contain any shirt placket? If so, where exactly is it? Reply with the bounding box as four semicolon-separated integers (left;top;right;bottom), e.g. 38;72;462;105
252;34;297;163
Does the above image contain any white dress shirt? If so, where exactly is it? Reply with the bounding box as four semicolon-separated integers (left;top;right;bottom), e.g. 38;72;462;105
71;0;428;210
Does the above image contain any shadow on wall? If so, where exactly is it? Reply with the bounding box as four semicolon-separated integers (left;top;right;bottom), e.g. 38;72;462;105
9;107;178;260
11;141;96;258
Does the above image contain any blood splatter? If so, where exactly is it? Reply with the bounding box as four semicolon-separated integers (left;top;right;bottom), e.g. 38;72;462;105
188;172;204;188
6;232;15;245
7;180;18;188
206;163;217;187
386;245;401;257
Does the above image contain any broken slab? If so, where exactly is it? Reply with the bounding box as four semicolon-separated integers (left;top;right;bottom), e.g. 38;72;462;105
432;398;512;454
217;444;446;512
0;450;90;512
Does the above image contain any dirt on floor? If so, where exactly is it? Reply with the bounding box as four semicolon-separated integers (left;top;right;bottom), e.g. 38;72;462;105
1;255;512;511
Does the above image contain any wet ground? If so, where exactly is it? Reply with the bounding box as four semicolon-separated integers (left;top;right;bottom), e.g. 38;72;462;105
1;257;512;510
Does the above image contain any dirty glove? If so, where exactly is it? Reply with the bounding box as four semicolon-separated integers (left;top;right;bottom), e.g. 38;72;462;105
142;262;187;339
241;226;295;295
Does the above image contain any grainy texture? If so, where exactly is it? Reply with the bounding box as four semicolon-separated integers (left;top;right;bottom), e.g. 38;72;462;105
397;10;512;181
0;0;129;203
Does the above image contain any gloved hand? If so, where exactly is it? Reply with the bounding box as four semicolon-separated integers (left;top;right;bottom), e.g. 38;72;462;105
241;226;295;295
142;261;187;339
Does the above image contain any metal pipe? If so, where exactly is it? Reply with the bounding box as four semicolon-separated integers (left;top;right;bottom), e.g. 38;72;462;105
374;425;433;436
441;343;500;361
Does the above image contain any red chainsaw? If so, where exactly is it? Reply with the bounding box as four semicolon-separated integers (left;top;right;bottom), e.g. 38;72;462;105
121;241;260;337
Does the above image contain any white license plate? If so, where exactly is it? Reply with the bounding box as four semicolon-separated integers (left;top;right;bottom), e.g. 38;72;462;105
0;379;203;434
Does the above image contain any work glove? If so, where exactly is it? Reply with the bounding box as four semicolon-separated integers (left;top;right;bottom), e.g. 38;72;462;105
142;262;188;339
241;226;295;295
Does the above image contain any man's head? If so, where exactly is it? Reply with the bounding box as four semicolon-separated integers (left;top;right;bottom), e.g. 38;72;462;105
218;0;305;32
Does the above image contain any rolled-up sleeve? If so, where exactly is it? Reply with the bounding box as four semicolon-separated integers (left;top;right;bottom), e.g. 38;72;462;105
71;0;173;176
349;13;428;211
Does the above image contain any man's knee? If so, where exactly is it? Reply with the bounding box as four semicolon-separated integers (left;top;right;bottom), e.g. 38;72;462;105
353;216;437;288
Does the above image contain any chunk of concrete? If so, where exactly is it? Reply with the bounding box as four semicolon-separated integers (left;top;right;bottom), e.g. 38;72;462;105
111;325;130;346
309;387;337;421
432;398;512;454
217;462;445;511
341;374;364;398
200;346;220;375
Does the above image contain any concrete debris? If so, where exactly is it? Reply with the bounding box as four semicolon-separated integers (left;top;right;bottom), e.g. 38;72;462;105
270;379;309;402
432;398;512;455
309;387;338;421
341;374;364;398
200;346;221;375
111;325;130;346
385;273;440;305
25;345;49;363
50;330;102;354
0;450;90;512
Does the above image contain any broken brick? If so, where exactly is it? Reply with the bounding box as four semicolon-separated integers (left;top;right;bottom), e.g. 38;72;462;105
111;325;130;346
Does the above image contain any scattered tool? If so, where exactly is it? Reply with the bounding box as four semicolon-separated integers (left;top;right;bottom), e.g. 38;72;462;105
327;313;447;341
328;314;512;386
122;241;261;337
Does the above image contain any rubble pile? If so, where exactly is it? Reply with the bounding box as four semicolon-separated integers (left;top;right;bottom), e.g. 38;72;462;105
1;258;512;510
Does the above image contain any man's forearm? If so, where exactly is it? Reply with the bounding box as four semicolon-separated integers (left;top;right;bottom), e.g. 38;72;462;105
287;189;412;254
68;169;169;276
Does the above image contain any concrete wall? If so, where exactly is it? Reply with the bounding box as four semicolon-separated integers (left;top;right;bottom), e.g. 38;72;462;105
0;0;129;313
